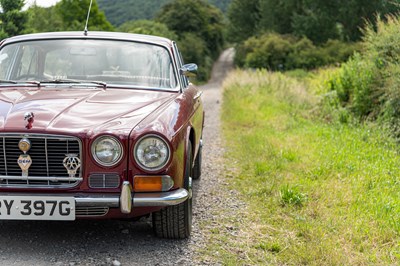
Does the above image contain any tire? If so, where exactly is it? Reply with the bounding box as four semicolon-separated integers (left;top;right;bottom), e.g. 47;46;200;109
152;142;193;239
192;139;202;180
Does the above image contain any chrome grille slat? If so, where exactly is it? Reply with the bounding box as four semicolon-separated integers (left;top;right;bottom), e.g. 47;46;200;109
76;207;109;217
89;174;120;188
0;134;82;188
45;138;49;177
2;137;8;175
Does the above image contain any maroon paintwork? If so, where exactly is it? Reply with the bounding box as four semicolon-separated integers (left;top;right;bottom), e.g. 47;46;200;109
0;32;204;220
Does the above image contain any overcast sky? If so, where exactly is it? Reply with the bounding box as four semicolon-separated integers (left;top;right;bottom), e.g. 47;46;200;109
25;0;61;8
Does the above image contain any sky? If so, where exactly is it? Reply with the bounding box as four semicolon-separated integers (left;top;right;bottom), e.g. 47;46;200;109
25;0;61;8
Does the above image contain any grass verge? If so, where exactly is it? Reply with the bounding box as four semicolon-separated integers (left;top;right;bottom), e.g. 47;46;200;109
208;69;400;265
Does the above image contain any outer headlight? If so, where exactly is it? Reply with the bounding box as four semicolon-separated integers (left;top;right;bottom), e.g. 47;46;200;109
134;135;170;172
91;136;123;167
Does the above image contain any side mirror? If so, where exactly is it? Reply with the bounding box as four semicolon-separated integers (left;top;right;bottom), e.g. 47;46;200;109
180;63;198;77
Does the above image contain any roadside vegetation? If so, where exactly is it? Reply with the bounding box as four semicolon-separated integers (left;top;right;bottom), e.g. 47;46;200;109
211;14;400;265
214;69;400;265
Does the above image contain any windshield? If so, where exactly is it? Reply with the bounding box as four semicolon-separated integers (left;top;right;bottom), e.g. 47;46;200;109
0;39;178;89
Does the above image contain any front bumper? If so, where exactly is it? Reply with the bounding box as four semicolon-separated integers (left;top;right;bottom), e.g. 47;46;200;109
0;181;189;215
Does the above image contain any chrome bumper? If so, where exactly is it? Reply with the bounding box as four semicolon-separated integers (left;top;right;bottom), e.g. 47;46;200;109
0;181;189;215
76;182;189;214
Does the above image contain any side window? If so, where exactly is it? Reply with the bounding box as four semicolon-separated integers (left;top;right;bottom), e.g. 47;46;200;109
15;45;39;78
173;43;189;88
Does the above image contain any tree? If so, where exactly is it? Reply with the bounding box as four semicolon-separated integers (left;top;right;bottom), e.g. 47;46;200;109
157;0;225;59
0;0;27;38
228;0;400;45
227;0;260;43
338;0;399;41
25;4;63;33
291;0;340;44
118;20;177;40
55;0;114;31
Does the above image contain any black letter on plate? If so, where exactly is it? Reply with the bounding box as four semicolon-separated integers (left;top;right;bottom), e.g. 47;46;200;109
4;200;14;215
59;201;70;216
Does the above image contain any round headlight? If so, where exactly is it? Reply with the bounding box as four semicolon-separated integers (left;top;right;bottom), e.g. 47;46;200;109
91;136;123;167
134;135;170;172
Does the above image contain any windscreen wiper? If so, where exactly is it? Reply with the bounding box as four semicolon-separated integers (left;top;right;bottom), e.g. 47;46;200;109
40;79;107;88
0;79;17;84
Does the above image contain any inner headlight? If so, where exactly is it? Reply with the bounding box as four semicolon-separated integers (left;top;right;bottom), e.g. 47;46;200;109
134;135;170;172
91;136;123;167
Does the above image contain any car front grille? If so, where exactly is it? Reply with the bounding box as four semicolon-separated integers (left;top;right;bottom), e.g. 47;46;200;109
0;134;82;188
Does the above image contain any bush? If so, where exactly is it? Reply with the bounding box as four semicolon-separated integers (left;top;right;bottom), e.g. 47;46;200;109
322;15;400;136
236;33;358;71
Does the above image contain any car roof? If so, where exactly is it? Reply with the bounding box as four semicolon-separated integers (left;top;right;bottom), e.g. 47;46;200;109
1;31;174;48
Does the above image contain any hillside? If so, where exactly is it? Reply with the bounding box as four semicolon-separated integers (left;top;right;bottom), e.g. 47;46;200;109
97;0;231;26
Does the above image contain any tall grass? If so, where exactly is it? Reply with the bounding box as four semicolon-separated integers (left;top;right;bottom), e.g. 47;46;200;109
324;15;400;137
210;69;400;265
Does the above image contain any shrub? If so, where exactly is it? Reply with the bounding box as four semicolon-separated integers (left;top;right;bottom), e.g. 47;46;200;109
236;33;358;71
322;15;400;136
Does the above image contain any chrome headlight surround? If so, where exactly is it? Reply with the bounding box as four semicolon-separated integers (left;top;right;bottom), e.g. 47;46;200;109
134;134;171;172
91;135;123;167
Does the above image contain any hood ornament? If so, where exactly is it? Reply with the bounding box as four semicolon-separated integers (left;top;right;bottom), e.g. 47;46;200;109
24;112;34;129
63;154;81;178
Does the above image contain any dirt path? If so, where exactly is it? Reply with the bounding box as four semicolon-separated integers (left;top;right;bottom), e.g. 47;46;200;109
0;48;236;266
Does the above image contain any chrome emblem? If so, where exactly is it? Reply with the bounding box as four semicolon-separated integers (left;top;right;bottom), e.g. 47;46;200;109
18;137;32;177
18;154;32;177
24;112;34;129
18;138;31;154
63;154;81;178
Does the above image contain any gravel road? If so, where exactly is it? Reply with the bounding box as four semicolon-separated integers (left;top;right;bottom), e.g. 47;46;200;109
0;48;236;266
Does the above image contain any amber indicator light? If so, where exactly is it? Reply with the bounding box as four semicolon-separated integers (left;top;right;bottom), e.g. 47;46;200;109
133;175;174;192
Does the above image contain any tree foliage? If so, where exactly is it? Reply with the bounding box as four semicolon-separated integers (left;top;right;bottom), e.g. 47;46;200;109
24;0;114;33
55;0;113;31
118;20;177;40
97;0;231;27
0;0;27;38
25;5;63;33
157;0;224;59
226;0;260;43
228;0;400;44
156;0;225;81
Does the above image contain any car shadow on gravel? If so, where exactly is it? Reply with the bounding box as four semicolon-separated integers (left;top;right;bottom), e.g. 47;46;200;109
0;194;195;264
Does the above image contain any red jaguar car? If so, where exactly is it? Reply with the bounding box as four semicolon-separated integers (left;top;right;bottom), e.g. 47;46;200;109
0;31;204;239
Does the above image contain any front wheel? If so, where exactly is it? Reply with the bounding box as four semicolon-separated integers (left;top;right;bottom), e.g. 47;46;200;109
152;142;193;239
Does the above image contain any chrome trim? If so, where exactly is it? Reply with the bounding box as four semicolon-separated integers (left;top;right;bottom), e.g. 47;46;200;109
194;91;203;101
0;188;189;209
0;175;83;182
180;63;198;77
120;181;132;213
76;207;109;217
133;188;189;207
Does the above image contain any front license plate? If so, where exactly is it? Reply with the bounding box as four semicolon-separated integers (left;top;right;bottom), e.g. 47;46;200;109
0;196;75;221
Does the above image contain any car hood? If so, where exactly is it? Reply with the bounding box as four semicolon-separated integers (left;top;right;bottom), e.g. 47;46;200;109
0;86;177;135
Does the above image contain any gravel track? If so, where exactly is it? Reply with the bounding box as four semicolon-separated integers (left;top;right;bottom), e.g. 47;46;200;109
0;48;236;266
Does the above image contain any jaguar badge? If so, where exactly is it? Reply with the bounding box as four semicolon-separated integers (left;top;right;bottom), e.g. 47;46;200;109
63;154;81;178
